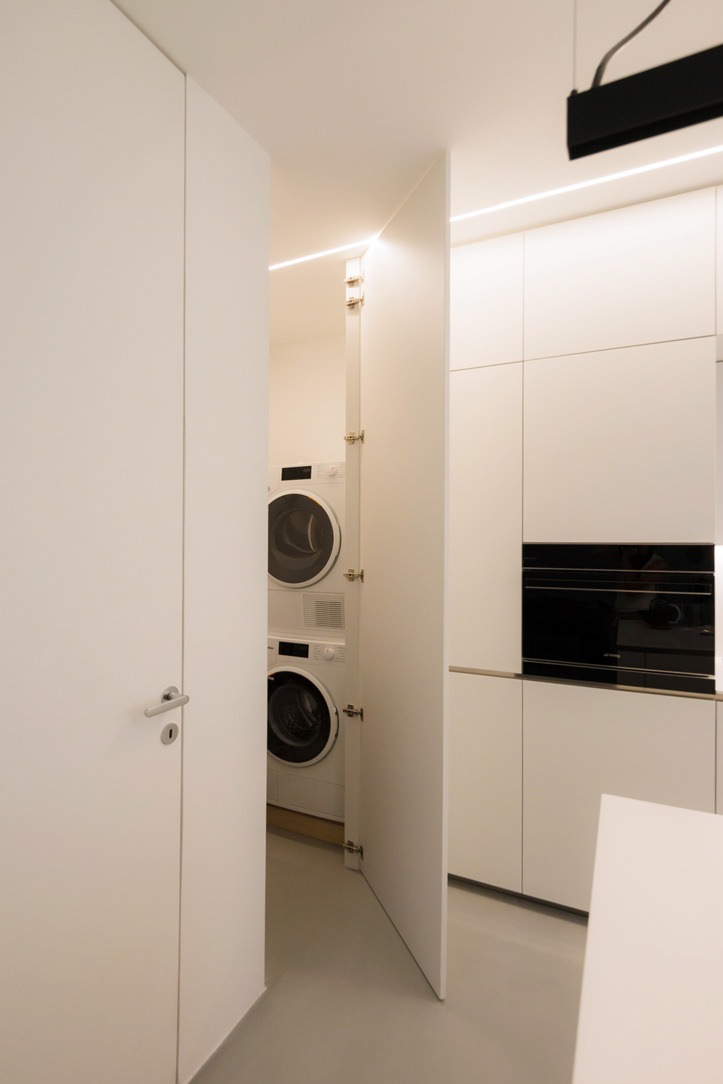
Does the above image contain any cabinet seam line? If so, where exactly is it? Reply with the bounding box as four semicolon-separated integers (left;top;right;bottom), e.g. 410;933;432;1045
174;76;188;1084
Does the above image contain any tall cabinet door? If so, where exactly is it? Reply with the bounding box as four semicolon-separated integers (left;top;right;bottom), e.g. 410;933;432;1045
178;79;269;1084
358;156;449;998
0;5;185;1082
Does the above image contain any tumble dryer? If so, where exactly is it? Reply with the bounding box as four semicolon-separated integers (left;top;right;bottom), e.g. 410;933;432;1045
267;635;346;822
268;462;347;637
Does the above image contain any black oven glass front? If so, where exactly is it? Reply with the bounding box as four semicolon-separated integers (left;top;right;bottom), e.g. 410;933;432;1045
522;544;715;694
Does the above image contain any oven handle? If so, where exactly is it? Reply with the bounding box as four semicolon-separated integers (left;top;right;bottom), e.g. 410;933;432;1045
523;585;712;596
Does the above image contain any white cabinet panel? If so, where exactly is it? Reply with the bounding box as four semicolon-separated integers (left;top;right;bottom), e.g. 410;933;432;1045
523;682;715;911
449;364;522;671
359;156;449;999
450;235;523;370
717;364;723;549
717;188;723;334
524;190;716;360
179;80;269;1084
718;703;723;814
523;338;716;543
448;674;522;891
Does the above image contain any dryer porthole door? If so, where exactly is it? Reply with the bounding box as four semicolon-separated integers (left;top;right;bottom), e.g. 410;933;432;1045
268;489;341;588
267;666;339;767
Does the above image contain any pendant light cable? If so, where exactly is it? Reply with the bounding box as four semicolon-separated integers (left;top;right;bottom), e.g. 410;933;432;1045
591;0;673;88
573;0;578;95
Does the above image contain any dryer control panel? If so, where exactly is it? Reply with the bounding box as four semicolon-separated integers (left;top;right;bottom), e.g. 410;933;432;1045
268;636;346;666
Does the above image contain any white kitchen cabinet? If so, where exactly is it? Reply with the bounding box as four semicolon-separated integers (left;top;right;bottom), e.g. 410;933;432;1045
448;673;522;891
449;363;522;671
524;189;716;360
523;338;717;544
450;235;523;370
523;681;715;911
717;364;723;550
717;703;723;815
717;187;723;334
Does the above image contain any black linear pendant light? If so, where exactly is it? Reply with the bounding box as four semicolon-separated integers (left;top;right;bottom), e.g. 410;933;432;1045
567;0;723;159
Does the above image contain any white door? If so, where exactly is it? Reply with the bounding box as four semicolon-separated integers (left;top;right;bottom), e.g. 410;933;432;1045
0;4;185;1081
357;156;449;998
178;79;269;1084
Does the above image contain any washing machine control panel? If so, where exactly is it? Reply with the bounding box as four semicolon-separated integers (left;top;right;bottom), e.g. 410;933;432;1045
276;461;345;484
269;637;345;666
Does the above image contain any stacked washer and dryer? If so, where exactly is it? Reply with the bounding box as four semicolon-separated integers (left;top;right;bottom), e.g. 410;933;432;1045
267;462;348;823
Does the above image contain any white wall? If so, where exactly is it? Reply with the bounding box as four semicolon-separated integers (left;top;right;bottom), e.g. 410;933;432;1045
269;334;346;464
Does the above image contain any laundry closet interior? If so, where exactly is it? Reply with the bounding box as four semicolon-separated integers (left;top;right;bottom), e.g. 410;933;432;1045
267;161;449;998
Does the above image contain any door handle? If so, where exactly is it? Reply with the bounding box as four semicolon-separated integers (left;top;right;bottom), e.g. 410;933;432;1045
144;686;189;718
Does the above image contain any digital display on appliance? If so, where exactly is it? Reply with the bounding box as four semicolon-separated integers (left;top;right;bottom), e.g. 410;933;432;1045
281;465;312;481
278;641;310;659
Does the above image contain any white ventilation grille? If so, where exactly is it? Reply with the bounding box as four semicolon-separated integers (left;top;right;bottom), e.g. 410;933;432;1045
303;592;345;630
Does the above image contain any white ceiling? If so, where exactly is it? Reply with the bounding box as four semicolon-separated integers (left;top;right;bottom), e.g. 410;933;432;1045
114;0;723;345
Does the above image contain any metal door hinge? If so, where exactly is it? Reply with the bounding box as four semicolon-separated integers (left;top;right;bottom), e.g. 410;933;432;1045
345;273;364;286
344;429;364;445
346;293;365;309
343;568;364;583
343;704;364;720
342;840;364;858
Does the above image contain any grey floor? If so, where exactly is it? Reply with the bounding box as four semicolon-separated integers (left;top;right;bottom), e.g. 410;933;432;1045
195;829;587;1084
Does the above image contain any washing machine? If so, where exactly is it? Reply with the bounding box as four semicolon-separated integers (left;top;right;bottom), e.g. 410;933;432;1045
267;634;346;822
268;462;347;637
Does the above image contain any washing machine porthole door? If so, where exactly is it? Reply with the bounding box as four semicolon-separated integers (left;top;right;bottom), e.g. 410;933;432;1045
268;489;341;588
267;667;339;767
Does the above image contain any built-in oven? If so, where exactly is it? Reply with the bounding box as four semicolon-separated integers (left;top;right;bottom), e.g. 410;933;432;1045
522;544;715;694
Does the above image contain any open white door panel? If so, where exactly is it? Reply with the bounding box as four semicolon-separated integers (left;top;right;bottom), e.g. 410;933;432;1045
356;155;449;999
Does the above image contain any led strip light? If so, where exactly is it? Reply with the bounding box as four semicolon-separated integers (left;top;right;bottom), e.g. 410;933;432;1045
269;142;723;269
